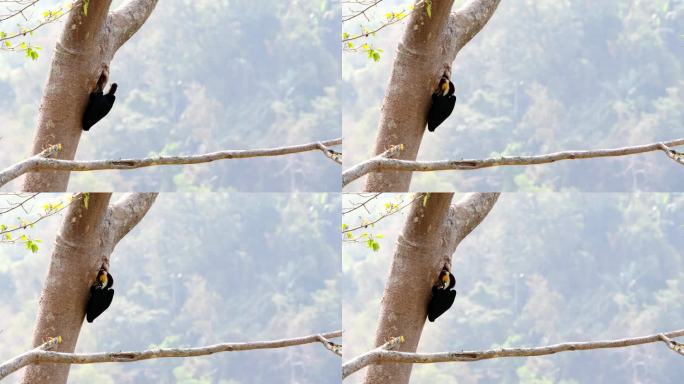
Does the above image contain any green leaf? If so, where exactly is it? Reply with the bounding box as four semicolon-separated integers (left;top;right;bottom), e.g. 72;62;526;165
25;240;39;253
367;239;380;252
426;0;432;18
25;47;39;60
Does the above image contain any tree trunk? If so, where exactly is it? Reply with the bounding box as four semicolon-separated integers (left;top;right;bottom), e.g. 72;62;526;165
364;0;501;192
23;0;159;192
21;193;158;384
364;192;500;384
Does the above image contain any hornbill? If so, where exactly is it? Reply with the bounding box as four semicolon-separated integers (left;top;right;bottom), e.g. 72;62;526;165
86;267;114;323
426;74;456;132
82;68;117;131
427;266;456;322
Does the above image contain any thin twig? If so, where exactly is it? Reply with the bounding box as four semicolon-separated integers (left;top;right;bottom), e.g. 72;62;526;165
342;13;412;43
658;142;684;165
316;141;343;164
0;330;343;381
342;193;382;215
0;195;77;236
0;193;38;215
0;139;342;188
0;4;72;43
316;334;343;356
342;329;684;379
342;138;684;187
342;0;383;22
658;333;684;356
342;192;422;234
0;0;39;23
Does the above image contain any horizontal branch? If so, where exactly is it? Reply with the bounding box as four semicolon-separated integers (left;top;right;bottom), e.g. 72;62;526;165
0;145;61;188
0;138;342;188
342;329;684;379
342;138;684;187
0;336;61;381
342;336;404;379
0;330;342;380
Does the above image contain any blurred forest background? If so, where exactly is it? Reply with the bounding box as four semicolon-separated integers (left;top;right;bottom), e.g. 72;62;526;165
343;0;684;191
0;0;340;191
343;193;684;383
0;193;341;383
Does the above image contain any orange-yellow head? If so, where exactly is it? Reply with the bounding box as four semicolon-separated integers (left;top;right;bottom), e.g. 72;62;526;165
97;270;108;285
441;79;450;96
439;270;450;287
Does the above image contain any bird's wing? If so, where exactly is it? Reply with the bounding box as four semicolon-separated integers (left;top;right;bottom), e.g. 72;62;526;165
86;289;114;322
428;290;455;322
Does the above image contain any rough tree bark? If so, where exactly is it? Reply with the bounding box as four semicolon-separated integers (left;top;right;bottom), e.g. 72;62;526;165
364;192;500;384
364;0;501;192
21;193;158;384
23;0;159;192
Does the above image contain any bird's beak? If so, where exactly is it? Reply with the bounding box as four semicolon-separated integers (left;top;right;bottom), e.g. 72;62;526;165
441;81;449;96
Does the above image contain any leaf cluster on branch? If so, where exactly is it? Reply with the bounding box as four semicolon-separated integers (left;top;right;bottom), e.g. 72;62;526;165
0;0;74;59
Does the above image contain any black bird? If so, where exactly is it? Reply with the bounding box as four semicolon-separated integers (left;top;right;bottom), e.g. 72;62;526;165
426;75;456;132
86;267;114;323
82;82;117;131
427;266;456;322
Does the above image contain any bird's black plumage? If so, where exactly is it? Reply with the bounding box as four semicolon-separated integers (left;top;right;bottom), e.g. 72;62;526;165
427;76;456;132
86;268;114;323
82;83;117;131
427;267;456;322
